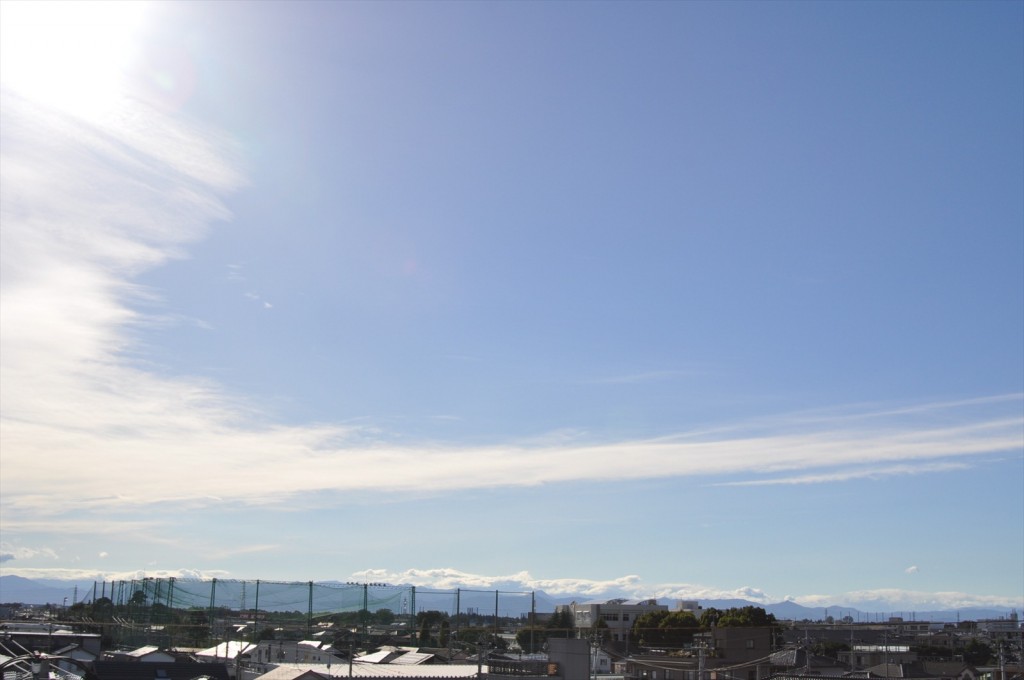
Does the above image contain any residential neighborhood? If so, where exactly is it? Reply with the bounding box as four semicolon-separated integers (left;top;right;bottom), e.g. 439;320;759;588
1;581;1019;680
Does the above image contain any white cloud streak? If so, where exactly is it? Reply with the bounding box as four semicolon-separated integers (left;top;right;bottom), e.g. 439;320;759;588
711;462;972;486
0;544;59;563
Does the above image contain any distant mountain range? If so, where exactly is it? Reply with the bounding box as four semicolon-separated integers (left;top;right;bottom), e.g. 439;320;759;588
0;575;1015;624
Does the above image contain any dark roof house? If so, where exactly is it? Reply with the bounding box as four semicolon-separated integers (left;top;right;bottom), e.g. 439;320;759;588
92;660;231;680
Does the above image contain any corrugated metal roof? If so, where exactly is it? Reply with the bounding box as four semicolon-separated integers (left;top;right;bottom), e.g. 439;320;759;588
391;654;433;666
196;641;256;660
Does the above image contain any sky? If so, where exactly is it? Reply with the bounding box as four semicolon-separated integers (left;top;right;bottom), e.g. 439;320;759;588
0;0;1022;614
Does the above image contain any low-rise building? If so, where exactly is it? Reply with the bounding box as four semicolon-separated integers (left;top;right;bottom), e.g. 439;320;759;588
560;600;668;644
106;646;177;663
838;646;917;670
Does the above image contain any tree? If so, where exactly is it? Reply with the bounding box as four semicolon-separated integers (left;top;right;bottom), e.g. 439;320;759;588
515;628;547;654
375;608;395;625
91;597;114;621
416;610;448;644
439;620;451;647
700;608;722;628
911;644;952;660
416;610;449;627
963;640;993;666
633;610;699;649
149;602;172;624
547;609;575;638
715;606;776;628
255;626;276;642
183;609;210;647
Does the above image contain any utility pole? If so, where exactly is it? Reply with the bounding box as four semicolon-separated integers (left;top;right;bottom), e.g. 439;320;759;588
31;656;49;680
477;642;490;680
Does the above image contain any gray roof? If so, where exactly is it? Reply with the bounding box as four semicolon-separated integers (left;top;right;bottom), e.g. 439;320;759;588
771;649;847;669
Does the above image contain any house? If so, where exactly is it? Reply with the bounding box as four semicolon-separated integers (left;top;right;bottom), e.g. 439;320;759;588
52;643;100;675
195;642;257;665
768;648;848;676
243;662;483;680
862;663;936;679
700;626;775;664
194;642;258;679
919;663;980;680
0;630;103;657
625;654;700;680
107;647;177;663
91;661;231;680
974;618;1022;644
839;647;917;670
246;641;346;668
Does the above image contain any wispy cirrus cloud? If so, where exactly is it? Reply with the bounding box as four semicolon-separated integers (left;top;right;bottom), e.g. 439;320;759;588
3;403;1020;517
711;461;972;486
1;21;1021;532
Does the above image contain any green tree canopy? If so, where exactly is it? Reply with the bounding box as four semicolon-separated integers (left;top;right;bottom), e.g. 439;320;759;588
963;640;993;666
515;628;547;654
633;610;700;649
700;608;722;628
710;606;776;628
439;620;451;647
546;609;575;637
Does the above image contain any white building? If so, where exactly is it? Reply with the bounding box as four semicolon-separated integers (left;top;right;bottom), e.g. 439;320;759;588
560;599;668;643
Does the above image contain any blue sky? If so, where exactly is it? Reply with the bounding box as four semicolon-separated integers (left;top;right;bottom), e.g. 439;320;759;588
1;0;1022;613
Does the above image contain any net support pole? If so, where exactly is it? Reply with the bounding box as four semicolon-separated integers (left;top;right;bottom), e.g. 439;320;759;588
209;578;218;638
308;581;314;638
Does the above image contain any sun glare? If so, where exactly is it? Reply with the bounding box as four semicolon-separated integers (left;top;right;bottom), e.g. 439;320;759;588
0;0;149;116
